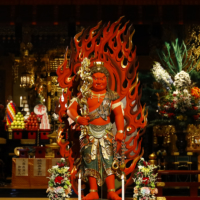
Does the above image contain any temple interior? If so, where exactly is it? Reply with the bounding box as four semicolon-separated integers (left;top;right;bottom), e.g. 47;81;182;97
0;0;200;200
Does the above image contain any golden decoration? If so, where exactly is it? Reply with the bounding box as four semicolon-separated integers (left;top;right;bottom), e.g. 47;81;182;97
119;163;126;171
187;124;200;149
0;137;6;144
157;198;166;200
14;147;23;156
153;125;175;147
177;115;187;121
77;57;93;138
51;76;58;85
157;182;165;187
127;126;132;132
112;160;119;171
46;130;60;150
186;25;200;71
149;153;157;165
149;153;157;160
20;139;35;144
47;72;51;93
171;152;179;156
47;96;51;112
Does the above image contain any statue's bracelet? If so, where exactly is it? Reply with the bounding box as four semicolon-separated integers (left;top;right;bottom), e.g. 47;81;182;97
75;115;80;124
117;130;124;133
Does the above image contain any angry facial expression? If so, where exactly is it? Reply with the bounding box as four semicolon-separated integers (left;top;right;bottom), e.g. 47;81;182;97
92;72;107;91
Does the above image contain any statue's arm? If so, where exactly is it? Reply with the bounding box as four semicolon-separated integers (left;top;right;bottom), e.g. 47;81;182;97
67;100;89;125
67;100;79;121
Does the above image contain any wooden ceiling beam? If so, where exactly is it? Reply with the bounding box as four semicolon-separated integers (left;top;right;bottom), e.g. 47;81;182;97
0;0;200;5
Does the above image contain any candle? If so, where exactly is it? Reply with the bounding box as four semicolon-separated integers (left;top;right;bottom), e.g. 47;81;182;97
20;96;23;107
78;173;81;200
122;174;125;200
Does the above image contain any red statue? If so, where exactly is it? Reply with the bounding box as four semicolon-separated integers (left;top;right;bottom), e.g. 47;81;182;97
56;17;147;200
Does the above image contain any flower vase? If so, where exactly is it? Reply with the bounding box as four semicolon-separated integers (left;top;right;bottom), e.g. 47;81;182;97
175;128;187;155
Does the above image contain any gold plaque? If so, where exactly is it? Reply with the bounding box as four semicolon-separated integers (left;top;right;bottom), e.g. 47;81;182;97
21;139;35;144
157;197;166;200
172;162;180;165
157;182;165;187
0;137;6;144
171;152;179;156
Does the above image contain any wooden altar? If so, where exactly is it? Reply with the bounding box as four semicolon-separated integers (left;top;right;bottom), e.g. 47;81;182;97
12;158;61;188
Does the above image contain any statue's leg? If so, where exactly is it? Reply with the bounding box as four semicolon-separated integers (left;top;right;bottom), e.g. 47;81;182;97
82;176;99;200
106;174;122;200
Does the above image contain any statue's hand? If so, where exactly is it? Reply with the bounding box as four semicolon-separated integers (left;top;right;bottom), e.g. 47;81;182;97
115;132;124;142
77;116;90;125
115;132;124;153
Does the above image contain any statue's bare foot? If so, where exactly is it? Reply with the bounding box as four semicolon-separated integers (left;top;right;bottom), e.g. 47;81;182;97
83;192;99;200
107;191;122;200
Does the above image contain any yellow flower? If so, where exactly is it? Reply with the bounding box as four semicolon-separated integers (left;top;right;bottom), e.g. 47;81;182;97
177;115;183;120
142;167;150;174
177;115;187;121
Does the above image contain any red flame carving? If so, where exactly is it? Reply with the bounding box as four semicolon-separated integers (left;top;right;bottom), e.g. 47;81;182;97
56;16;147;195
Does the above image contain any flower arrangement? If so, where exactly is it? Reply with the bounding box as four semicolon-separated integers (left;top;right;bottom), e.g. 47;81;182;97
152;62;200;128
47;158;72;200
133;158;158;200
150;38;200;128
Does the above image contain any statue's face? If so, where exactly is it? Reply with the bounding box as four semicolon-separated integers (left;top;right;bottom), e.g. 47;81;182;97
92;72;107;91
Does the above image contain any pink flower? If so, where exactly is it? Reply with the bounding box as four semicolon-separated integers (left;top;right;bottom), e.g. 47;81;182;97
141;187;150;195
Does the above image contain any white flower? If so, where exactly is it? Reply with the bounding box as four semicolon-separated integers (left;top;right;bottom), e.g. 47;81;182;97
183;89;188;94
174;71;191;89
173;90;179;96
164;105;170;110
52;165;59;169
64;166;69;170
138;166;143;170
61;158;65;161
173;97;178;102
152;62;173;89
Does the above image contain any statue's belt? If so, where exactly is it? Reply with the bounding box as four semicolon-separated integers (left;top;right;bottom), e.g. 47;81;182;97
88;123;112;138
81;123;113;161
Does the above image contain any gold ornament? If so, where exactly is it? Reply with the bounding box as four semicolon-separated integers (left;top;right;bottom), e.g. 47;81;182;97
112;160;119;171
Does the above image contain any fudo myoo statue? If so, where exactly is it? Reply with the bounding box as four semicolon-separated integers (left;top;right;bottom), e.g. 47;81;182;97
56;17;147;200
68;60;124;200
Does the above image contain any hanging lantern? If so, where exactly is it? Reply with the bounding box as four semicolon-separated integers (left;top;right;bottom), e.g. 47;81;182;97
20;72;33;88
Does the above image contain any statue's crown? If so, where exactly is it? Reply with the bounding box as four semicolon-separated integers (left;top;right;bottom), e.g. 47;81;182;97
91;61;109;78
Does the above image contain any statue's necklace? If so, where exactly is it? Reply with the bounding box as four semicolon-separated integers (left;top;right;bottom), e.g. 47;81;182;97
91;92;106;103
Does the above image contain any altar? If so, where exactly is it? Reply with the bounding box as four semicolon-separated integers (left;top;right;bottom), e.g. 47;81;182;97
11;158;61;188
